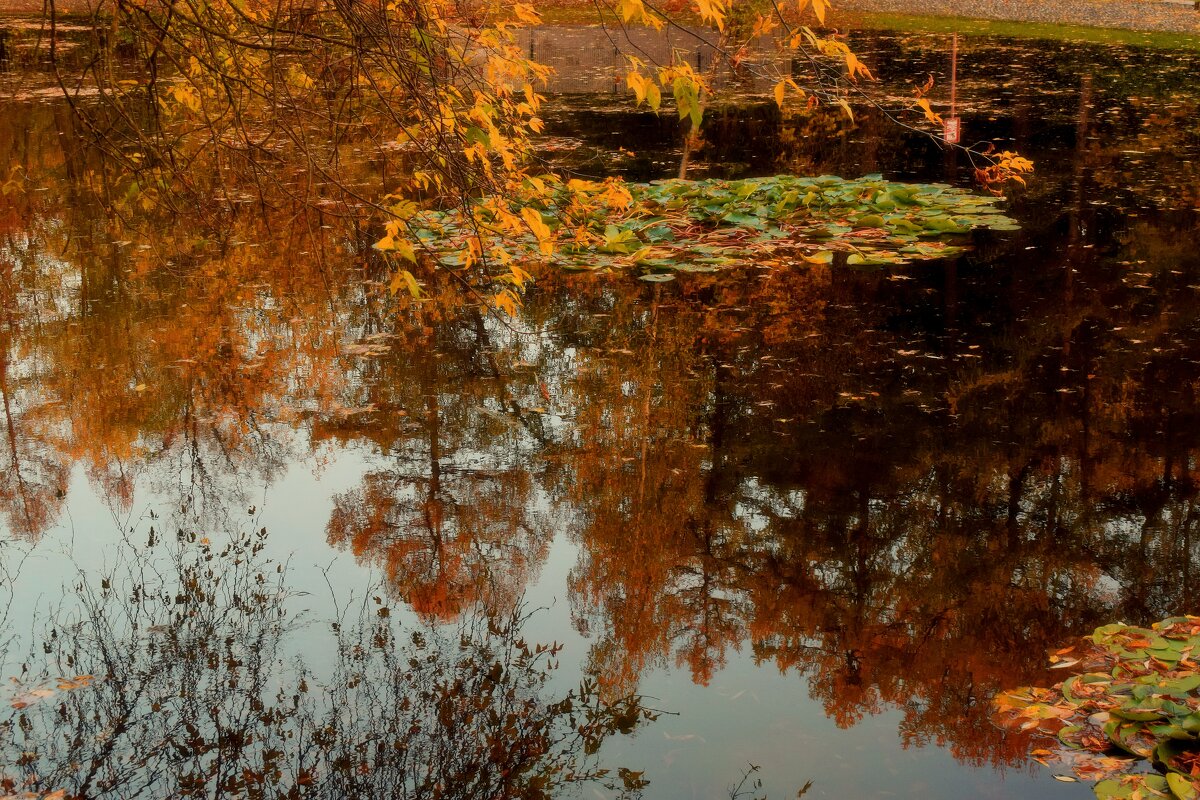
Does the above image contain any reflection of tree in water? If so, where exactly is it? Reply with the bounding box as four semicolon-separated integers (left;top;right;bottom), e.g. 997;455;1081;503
3;183;1198;777
0;528;652;798
0;99;395;540
533;236;1200;766
327;464;548;621
3;37;1200;780
0;341;68;539
0;110;74;538
323;304;558;622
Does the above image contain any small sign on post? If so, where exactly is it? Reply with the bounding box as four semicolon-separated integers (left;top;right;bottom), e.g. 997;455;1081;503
943;117;961;144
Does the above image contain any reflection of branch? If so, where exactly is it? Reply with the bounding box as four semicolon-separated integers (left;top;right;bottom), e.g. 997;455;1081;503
0;527;653;797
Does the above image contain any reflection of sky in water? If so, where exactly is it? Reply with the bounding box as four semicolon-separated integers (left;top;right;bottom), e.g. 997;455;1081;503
1;444;1084;799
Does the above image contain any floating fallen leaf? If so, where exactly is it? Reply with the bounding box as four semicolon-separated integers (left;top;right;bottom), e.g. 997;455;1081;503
11;688;55;709
995;616;1200;797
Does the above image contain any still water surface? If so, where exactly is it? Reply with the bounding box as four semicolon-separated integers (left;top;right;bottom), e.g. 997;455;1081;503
1;17;1198;799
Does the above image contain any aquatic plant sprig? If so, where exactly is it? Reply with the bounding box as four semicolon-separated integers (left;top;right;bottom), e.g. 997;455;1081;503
994;616;1200;800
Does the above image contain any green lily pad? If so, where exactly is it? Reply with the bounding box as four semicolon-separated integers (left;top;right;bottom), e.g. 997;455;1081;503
1167;773;1199;800
997;617;1200;800
1156;738;1200;775
1096;775;1170;800
1105;718;1154;757
1164;675;1200;695
922;216;970;234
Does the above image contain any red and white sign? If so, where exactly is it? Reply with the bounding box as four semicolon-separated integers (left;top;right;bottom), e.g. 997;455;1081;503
943;117;962;144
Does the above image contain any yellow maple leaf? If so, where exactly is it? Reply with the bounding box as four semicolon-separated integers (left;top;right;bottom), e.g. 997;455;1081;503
916;97;942;125
513;2;541;23
520;206;554;256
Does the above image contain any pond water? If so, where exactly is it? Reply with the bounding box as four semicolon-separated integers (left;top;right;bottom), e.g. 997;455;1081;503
1;16;1199;799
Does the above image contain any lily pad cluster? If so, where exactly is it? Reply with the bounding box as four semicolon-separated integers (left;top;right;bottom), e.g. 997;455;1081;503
994;616;1200;800
410;174;1021;279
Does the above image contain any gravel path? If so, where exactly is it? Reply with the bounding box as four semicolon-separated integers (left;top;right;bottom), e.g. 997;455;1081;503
3;0;1198;33
0;0;47;12
837;0;1199;34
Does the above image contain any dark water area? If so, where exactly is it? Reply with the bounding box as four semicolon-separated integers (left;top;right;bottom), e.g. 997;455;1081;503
1;16;1199;799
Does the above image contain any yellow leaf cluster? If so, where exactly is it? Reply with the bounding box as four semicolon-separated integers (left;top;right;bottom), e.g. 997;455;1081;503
617;0;664;28
916;97;942;125
170;83;202;114
520;206;555;256
374;220;418;264
694;0;728;30
797;0;829;25
388;269;423;298
493;288;522;316
626;71;663;111
512;2;541;24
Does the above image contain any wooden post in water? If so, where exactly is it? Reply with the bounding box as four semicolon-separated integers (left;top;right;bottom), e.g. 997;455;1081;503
943;33;961;145
943;32;960;177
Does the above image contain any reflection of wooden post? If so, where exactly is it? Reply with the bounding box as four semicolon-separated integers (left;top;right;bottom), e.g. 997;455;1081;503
944;260;957;332
861;106;879;174
943;138;958;181
0;357;36;536
1067;75;1093;495
422;374;445;546
49;0;58;63
1065;74;1093;301
637;288;660;505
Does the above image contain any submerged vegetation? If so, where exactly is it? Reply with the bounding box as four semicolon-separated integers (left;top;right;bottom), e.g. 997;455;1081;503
995;619;1200;800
